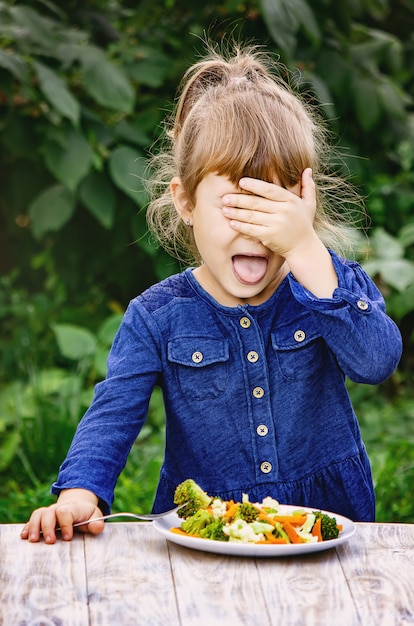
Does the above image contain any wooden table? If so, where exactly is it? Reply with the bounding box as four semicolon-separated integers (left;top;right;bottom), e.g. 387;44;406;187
1;522;413;625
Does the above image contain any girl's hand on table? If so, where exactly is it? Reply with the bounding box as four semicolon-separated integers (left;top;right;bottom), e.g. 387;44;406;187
20;488;104;543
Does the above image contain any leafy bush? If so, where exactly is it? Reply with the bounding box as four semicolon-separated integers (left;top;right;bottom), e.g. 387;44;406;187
1;0;414;524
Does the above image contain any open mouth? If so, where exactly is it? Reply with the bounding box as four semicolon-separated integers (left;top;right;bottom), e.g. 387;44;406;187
232;255;268;285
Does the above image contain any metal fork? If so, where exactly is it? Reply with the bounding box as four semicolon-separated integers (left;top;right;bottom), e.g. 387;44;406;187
49;503;186;533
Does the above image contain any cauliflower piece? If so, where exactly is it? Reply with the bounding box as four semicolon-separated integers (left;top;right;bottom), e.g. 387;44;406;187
211;498;227;519
223;519;264;543
261;496;280;511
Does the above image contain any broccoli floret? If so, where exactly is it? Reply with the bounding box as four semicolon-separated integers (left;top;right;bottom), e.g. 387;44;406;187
181;509;215;534
199;519;229;541
234;501;260;523
313;511;340;540
174;479;212;518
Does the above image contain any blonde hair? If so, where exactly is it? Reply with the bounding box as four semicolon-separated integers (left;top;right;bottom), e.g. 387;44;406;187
146;42;363;265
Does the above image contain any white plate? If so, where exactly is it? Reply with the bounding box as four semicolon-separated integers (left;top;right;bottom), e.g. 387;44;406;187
153;505;356;557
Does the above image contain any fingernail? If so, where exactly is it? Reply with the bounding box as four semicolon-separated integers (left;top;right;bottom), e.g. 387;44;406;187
222;195;230;204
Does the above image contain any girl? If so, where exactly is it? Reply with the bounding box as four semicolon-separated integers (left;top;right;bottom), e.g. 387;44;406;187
22;43;402;543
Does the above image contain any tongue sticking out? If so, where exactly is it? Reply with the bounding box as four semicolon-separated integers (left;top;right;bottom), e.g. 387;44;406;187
232;255;268;285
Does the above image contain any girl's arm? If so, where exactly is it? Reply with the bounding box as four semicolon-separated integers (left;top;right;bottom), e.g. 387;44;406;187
288;252;403;384
22;299;162;542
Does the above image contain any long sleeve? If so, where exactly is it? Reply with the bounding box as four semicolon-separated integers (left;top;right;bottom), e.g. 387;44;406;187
51;301;162;510
288;250;402;384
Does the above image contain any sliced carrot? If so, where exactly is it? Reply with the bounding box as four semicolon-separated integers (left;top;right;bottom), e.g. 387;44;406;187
337;524;343;532
282;521;303;544
170;527;200;537
256;535;289;544
257;512;278;526
223;502;239;519
311;518;323;542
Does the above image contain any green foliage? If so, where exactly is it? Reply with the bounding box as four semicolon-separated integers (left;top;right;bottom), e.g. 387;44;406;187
1;0;414;524
349;382;414;523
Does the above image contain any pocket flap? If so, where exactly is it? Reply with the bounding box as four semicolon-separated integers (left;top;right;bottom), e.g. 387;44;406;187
167;337;229;367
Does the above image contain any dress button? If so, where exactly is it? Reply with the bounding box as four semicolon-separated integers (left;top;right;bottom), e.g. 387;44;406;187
240;316;251;328
357;299;369;311
294;330;306;342
260;461;272;474
191;351;203;363
253;387;265;398
257;424;268;437
247;351;259;363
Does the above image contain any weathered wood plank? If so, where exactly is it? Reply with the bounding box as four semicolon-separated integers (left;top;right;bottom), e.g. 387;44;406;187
168;541;272;626
256;548;359;626
84;522;180;626
2;522;414;626
338;523;414;626
0;523;89;625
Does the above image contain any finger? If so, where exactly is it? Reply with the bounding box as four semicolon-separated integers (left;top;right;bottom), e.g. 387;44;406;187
40;507;63;544
238;177;290;201
55;505;77;542
300;168;316;206
21;508;49;543
82;518;105;536
222;205;262;225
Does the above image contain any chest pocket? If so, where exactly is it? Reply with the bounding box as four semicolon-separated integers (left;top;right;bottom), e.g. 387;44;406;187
271;324;326;382
167;337;229;400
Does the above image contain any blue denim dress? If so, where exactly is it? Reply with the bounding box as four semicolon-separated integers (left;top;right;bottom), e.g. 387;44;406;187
52;251;402;521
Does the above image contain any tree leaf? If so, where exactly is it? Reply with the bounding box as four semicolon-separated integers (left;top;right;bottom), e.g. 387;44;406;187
399;222;414;248
261;0;319;56
379;259;414;291
33;61;80;125
9;5;57;48
80;45;135;113
371;227;404;259
28;184;75;239
260;0;298;57
109;146;148;206
351;74;382;130
292;0;320;45
378;78;407;120
0;50;27;81
128;46;171;87
97;313;123;346
44;130;92;192
52;324;97;360
79;170;116;229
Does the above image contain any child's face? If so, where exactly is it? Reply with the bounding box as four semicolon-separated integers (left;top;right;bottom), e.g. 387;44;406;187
174;173;288;307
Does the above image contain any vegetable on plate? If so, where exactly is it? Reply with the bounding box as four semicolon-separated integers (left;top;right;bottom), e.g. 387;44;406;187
172;479;342;545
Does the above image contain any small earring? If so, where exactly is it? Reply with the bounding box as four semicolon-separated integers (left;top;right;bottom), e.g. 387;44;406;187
186;218;192;227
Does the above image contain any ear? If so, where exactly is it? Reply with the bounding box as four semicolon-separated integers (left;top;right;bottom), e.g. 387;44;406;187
170;177;192;225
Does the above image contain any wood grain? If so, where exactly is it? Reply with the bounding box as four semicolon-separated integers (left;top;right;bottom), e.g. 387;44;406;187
0;524;89;625
169;541;271;626
256;550;359;626
338;523;414;626
85;522;180;626
1;522;414;626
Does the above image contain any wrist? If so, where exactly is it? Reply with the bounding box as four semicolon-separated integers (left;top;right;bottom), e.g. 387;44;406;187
286;239;338;298
58;488;99;506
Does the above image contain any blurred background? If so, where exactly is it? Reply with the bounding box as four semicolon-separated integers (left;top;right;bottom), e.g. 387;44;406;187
0;0;413;522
